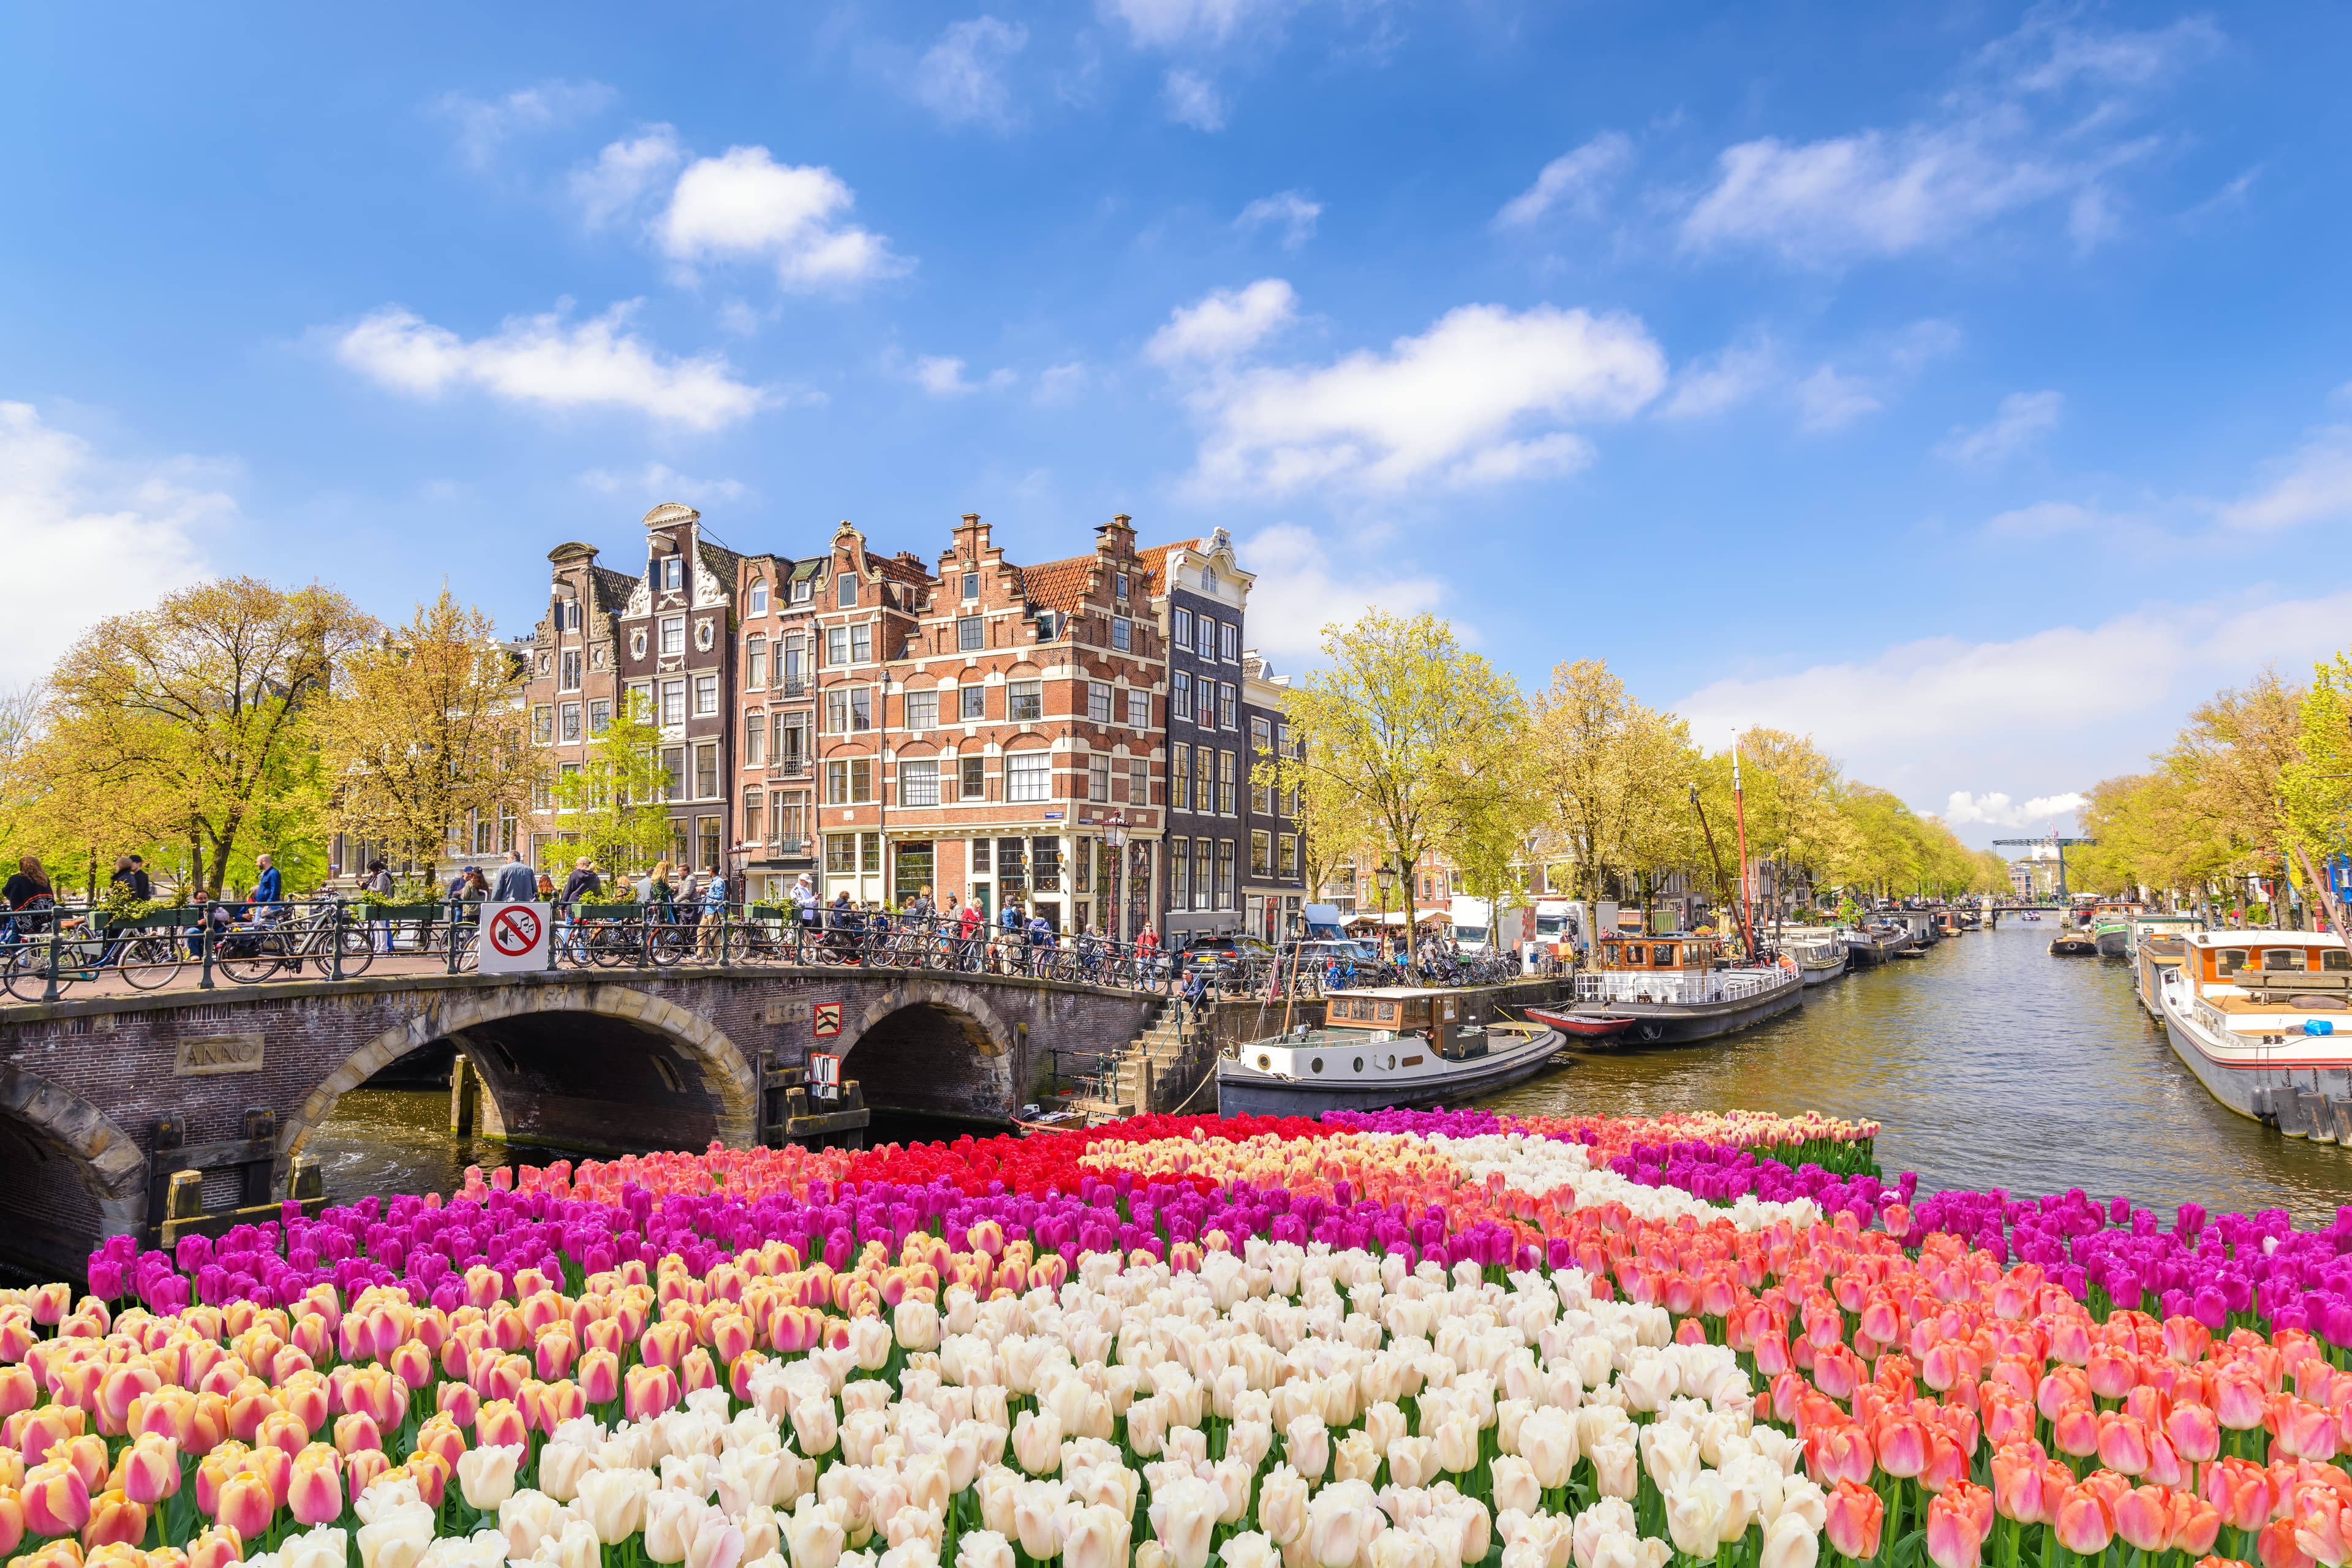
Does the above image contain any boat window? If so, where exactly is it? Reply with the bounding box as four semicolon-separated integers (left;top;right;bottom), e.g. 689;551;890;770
2261;949;2306;971
2214;949;2249;977
1310;1057;1324;1074
1654;944;1676;968
1624;943;1646;965
2327;951;2352;971
1352;1057;1364;1072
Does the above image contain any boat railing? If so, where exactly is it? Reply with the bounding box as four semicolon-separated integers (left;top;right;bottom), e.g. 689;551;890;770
1573;969;1785;1005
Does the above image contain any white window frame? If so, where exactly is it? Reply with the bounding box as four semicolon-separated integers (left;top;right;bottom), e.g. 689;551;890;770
1006;752;1051;803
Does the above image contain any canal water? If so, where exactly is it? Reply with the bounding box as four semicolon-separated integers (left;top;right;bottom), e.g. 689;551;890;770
1484;919;2351;1225
311;921;2351;1223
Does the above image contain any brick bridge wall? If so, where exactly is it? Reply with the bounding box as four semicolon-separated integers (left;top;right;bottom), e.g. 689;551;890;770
0;967;1159;1276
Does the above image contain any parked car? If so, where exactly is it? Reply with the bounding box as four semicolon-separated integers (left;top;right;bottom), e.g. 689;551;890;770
1178;934;1274;979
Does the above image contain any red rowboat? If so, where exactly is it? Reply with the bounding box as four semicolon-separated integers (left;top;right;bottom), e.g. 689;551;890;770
1525;1005;1636;1041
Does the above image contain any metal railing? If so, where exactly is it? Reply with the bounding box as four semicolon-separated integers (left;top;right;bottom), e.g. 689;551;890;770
1572;967;1792;1005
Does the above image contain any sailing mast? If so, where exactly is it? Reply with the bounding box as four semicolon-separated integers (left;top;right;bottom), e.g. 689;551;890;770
1732;736;1755;960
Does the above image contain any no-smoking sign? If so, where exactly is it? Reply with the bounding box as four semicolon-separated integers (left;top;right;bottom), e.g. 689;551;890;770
478;902;551;974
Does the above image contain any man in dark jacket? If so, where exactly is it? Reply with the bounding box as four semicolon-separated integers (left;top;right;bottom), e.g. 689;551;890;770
491;851;538;903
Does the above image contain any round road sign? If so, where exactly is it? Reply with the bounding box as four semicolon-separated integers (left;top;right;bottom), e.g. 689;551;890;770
488;905;543;957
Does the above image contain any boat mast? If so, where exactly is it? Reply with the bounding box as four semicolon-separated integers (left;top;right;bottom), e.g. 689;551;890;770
1732;736;1755;960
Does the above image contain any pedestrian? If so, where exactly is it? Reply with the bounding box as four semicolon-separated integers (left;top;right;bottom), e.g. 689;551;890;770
698;863;730;957
361;858;397;952
1181;962;1211;1022
535;869;556;900
909;884;936;924
252;854;284;919
491;850;537;903
560;858;601;906
107;855;140;899
956;897;982;965
791;872;818;954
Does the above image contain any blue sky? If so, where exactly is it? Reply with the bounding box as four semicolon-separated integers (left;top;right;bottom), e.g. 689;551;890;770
5;2;2349;846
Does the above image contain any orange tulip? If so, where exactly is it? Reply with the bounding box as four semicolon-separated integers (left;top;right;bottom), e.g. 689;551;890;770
412;1415;468;1477
285;1449;342;1528
2257;1518;2312;1568
386;1341;434;1393
332;1412;382;1458
2204;1457;2274;1534
23;1460;92;1538
435;1381;479;1428
213;1473;274;1541
1825;1479;1884;1561
533;1331;577;1383
2052;1401;2101;1459
475;1400;527;1451
2054;1486;2116;1556
2114;1485;2176;1552
118;1436;181;1506
624;1364;679;1422
186;1526;243;1568
253;1410;309;1460
2169;1494;2223;1558
345;1448;391;1502
80;1490;147;1551
243;1447;291;1512
2097;1412;2153;1476
1925;1481;1993;1568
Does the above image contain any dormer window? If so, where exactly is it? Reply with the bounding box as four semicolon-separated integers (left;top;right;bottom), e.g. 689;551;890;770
1203;568;1218;592
658;557;682;592
792;578;811;603
748;579;769;616
838;574;858;608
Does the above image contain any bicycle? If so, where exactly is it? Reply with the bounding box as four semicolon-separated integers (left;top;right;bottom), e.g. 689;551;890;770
214;900;377;984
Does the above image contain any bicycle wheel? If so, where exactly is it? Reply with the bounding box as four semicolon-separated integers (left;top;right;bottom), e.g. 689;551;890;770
118;934;185;990
648;925;687;967
2;944;56;1001
333;924;377;977
448;928;479;973
216;932;288;984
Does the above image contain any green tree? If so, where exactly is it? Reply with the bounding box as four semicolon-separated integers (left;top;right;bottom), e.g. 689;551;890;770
318;589;534;887
1264;611;1526;956
31;578;373;899
545;690;671;876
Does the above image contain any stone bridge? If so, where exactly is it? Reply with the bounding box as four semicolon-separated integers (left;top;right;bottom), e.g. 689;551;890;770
0;967;1163;1277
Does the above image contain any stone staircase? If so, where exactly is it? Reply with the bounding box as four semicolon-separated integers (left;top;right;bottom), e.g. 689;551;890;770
1068;1001;1211;1121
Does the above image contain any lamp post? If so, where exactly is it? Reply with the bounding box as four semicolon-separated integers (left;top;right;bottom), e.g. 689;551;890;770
1376;862;1397;959
1104;813;1128;944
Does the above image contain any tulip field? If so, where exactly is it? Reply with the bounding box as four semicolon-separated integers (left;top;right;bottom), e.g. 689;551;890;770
6;1109;2352;1568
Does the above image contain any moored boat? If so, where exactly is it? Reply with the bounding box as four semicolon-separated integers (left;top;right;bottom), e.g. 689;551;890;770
2157;930;2352;1140
1522;1006;1635;1041
2049;925;2099;956
2090;900;2146;959
1842;924;1904;967
1554;930;1802;1046
1785;927;1851;986
1217;987;1562;1115
2129;913;2201;1017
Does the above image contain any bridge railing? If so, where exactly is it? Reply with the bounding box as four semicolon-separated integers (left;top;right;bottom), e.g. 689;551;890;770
0;896;1556;1005
0;897;1204;1003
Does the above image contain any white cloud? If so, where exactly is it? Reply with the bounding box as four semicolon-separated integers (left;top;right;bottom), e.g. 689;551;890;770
581;463;749;505
1937;389;2065;466
1657;336;1779;420
912;17;1029;130
660;146;908;291
2221;418;2352;532
1675;586;2352;845
1984;499;2121;537
1794;366;1881;432
333;302;769;430
1231;521;1446;662
1676;15;2204;266
1035;363;1090;403
1494;133;1634;229
1144;279;1298;366
1943;790;2089;829
435;80;614;170
570;126;684;229
910;356;1016;397
0;404;221;682
1172;298;1667;495
1237;190;1321;250
1163;69;1227;130
1104;0;1286;48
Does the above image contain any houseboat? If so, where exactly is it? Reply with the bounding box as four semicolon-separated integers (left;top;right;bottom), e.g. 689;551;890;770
1543;930;1802;1046
1778;926;1851;986
2090;901;2147;959
2128;913;2201;1016
1216;987;1562;1116
2156;930;2352;1140
1844;922;1906;967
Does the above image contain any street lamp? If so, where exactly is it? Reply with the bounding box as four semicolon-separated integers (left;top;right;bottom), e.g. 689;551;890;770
1104;813;1128;943
1375;862;1397;959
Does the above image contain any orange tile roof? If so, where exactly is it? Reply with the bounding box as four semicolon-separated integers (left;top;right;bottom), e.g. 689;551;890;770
1135;538;1200;596
1017;553;1097;618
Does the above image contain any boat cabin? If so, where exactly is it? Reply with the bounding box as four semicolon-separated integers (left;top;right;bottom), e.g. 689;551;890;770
1321;987;1487;1058
1591;933;1722;973
2182;930;2351;995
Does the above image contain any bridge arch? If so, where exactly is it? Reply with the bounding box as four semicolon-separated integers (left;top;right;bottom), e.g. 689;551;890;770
284;982;757;1163
834;978;1020;1123
0;1065;148;1268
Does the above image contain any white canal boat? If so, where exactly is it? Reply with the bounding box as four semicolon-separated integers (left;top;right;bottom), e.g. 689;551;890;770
2156;929;2352;1142
1216;987;1562;1115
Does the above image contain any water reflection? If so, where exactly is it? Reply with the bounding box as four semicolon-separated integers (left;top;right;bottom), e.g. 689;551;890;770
1484;921;2352;1224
